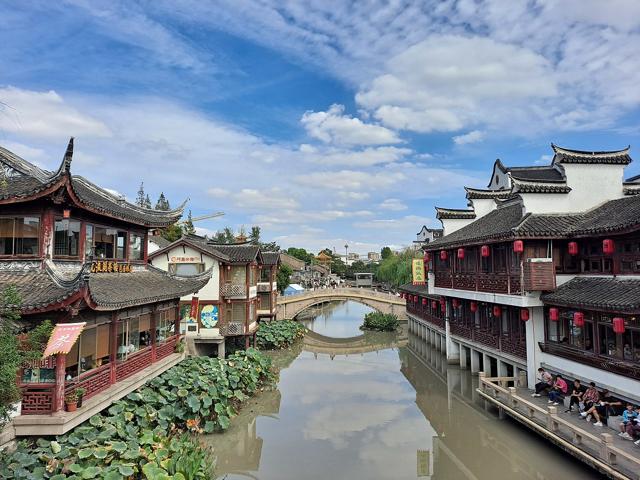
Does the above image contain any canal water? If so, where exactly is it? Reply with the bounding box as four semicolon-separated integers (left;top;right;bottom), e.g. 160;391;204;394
206;301;601;479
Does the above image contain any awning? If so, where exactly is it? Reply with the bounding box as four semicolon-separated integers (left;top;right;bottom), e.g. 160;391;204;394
42;322;86;358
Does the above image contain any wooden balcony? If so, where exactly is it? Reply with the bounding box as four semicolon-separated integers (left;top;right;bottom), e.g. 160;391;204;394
435;271;522;294
407;304;445;329
221;283;247;298
539;342;640;380
449;323;526;360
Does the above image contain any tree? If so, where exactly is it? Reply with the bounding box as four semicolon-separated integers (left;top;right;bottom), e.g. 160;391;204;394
276;264;293;294
144;194;152;209
135;182;146;207
159;224;184;242
0;285;53;425
381;246;392;260
183;210;196;235
286;247;313;264
249;226;261;244
155;192;171;211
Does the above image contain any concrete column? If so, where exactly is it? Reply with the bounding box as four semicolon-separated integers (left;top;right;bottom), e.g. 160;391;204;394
441;335;447;353
459;344;468;369
483;352;492;376
526;305;545;389
447;338;460;365
217;341;225;359
497;359;509;377
470;349;480;374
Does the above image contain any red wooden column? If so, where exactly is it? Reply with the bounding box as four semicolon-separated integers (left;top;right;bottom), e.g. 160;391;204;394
54;353;66;412
109;312;118;385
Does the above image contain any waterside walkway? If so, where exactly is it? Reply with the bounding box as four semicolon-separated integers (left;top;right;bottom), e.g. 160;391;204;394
478;374;640;480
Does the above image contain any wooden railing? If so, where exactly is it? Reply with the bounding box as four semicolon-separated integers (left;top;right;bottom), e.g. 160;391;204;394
156;335;179;361
115;347;153;382
406;305;445;329
220;283;247;297
435;271;522;294
478;374;640;479
65;364;111;400
448;324;527;360
20;383;55;414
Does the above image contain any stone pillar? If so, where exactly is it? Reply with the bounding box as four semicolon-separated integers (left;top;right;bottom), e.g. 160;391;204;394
459;344;468;369
483;352;492;376
470;349;480;374
217;341;225;359
526;305;545;389
440;335;447;353
497;359;509;377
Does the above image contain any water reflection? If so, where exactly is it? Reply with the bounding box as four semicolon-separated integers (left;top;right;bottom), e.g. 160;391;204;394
205;301;600;480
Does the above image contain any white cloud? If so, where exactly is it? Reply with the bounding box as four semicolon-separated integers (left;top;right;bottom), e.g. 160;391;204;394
378;198;407;211
0;86;111;139
294;169;405;191
301;104;402;146
453;130;485;145
356;35;557;134
230;188;298;211
354;215;434;232
207;187;230;198
305;146;412;167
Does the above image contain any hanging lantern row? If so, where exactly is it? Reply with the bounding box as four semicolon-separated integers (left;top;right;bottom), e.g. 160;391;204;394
440;250;448;261
493;305;502;317
574;311;584;327
613;317;625;334
520;308;530;322
568;241;579;256
549;307;559;321
513;240;524;254
422;298;427;305
457;248;465;259
470;301;478;312
603;239;615;255
481;245;490;257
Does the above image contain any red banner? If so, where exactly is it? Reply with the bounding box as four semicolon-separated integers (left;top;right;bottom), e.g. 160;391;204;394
42;322;86;358
190;296;199;320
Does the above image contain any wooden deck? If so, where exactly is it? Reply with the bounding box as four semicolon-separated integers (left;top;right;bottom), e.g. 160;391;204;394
477;374;640;480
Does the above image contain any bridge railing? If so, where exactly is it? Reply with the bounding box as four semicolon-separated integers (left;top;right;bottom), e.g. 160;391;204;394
279;287;404;302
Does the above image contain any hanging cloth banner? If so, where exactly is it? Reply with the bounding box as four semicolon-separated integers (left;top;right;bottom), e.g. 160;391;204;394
190;296;200;322
42;322;86;358
412;259;426;285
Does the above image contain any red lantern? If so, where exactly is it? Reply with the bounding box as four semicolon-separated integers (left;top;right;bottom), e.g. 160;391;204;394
549;307;559;322
573;311;584;327
452;298;459;308
493;305;502;317
568;241;579;256
63;209;71;219
424;252;431;262
457;248;465;259
520;309;530;322
603;239;615;255
413;295;418;302
440;250;448;261
431;300;437;309
481;245;490;257
513;240;524;254
613;317;625;334
470;301;478;312
440;302;446;312
422;298;427;305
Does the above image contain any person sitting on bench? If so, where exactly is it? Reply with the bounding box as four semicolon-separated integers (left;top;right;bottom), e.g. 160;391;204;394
531;367;553;397
548;374;568;406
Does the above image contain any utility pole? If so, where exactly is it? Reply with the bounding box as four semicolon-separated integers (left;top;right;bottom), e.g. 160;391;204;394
344;244;349;266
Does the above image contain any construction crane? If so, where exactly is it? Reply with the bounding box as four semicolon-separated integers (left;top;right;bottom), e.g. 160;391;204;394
175;211;225;225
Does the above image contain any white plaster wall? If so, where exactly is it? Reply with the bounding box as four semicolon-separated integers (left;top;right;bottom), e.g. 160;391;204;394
525;306;545;389
470;198;496;219
488;170;510;190
150;245;220;301
521;164;625;214
441;217;475;235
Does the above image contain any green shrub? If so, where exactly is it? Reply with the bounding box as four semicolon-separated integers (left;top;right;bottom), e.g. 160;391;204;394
0;349;274;480
361;312;399;332
256;320;305;350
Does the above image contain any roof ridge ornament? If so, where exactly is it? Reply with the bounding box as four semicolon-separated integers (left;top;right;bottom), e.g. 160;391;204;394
63;137;74;173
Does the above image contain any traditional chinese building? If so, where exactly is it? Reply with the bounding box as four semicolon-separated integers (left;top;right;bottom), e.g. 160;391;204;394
0;139;210;434
402;144;640;402
148;235;279;351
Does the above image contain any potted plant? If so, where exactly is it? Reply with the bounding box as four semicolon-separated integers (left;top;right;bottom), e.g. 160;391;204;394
65;391;78;412
75;387;86;408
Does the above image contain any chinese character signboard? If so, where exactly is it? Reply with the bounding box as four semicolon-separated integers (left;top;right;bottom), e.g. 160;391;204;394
412;259;425;285
42;322;86;358
90;261;132;273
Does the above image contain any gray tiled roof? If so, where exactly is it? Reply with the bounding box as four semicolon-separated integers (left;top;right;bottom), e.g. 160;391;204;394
0;141;185;227
435;207;477;220
88;266;210;310
428;203;525;249
0;263;209;312
512;179;572;194
551;144;631;165
541;277;640;312
465;187;513;200
261;251;280;266
149;235;171;250
508;166;565;182
209;244;261;263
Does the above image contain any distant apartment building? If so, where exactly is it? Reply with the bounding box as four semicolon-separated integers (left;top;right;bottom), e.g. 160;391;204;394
367;251;381;262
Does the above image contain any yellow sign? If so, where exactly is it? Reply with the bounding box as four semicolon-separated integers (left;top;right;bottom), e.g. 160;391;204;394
417;449;430;477
412;259;425;285
90;261;132;273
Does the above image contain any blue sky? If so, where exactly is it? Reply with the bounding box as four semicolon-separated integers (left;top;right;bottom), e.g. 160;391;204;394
1;1;639;254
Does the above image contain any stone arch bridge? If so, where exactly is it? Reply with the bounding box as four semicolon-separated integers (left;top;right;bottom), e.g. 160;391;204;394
276;287;407;320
